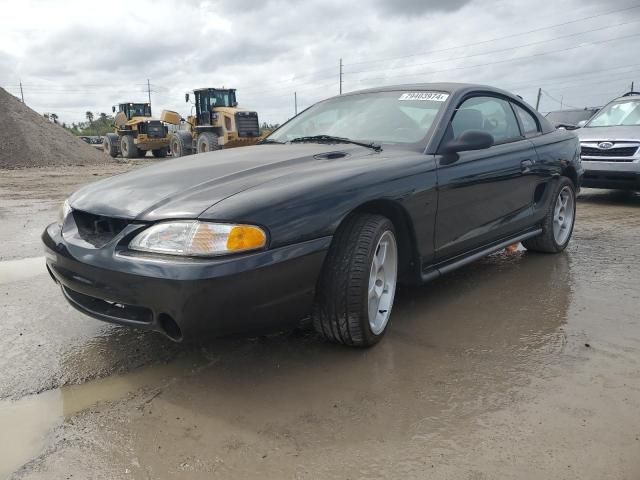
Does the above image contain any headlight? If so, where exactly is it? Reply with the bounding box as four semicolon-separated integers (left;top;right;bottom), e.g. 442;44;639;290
129;221;267;257
59;199;72;225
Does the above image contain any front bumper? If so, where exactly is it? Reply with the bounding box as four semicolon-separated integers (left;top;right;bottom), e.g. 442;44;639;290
136;136;170;150
42;222;330;340
581;160;640;190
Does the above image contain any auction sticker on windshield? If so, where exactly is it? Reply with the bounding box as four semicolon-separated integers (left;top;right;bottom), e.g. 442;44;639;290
398;92;449;101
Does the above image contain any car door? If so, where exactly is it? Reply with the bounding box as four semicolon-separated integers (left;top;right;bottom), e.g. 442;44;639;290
434;94;538;260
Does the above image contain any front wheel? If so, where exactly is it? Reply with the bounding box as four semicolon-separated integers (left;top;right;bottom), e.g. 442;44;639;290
197;132;220;153
523;177;576;253
313;214;398;347
120;135;138;159
103;133;119;158
170;132;192;158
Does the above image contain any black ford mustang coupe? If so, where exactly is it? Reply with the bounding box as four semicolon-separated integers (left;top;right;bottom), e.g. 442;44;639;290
43;83;582;346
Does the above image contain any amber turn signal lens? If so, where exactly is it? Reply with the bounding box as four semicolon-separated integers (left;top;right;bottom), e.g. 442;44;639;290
226;225;267;251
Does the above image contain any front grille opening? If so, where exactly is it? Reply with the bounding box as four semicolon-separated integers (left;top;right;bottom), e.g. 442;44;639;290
139;120;166;139
581;146;639;158
63;286;153;324
72;210;129;247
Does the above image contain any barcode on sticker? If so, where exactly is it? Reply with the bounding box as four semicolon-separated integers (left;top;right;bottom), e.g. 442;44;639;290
398;92;449;102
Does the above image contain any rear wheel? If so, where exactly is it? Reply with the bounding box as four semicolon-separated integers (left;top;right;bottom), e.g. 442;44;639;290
120;135;138;159
103;133;119;158
313;214;398;347
152;147;169;158
197;132;220;153
523;177;576;253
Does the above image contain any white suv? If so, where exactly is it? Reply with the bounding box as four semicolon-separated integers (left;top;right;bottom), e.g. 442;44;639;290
577;92;640;190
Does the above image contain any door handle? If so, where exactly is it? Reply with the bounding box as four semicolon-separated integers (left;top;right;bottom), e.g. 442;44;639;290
521;159;533;173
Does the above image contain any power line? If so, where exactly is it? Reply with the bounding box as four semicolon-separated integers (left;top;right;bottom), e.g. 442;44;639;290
345;3;640;68
354;31;640;84
503;63;640;90
344;19;640;76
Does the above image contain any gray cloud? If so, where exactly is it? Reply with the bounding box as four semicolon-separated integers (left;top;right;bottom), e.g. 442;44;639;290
373;0;471;16
1;0;638;124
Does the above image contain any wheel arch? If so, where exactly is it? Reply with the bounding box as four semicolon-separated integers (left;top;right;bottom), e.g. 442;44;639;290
562;164;579;190
337;199;421;285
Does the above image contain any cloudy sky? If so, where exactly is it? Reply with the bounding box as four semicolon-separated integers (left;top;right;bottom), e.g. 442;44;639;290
1;0;639;126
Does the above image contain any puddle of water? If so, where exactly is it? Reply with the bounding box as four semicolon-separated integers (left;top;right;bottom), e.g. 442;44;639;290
0;256;45;285
0;355;205;479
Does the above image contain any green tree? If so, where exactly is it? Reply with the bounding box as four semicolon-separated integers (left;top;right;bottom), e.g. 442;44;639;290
85;111;94;124
50;113;59;124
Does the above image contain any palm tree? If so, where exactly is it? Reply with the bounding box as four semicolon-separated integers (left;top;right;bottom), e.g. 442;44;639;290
99;112;108;122
85;111;94;124
50;113;59;124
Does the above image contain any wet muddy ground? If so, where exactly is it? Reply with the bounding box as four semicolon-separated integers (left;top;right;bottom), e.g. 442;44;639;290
1;165;639;479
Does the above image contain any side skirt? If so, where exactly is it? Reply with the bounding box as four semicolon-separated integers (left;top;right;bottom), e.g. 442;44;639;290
420;228;543;283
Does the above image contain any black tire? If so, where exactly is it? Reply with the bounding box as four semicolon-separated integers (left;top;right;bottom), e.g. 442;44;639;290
523;177;576;253
170;132;192;158
313;214;398;347
103;133;119;158
152;147;169;158
120;135;138;159
197;132;219;153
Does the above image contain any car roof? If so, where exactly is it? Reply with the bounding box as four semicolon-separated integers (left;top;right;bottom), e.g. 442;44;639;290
342;82;515;97
612;93;640;101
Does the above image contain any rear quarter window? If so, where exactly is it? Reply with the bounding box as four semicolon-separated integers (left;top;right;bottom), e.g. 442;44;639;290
513;104;540;137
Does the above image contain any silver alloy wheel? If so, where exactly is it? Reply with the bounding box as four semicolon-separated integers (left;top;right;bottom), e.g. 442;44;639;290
553;185;575;245
367;230;398;335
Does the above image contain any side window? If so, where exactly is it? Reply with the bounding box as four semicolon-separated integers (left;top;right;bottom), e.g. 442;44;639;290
451;96;522;144
513;103;540;137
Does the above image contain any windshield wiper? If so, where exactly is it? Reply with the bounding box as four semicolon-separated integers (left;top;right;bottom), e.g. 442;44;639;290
289;135;382;152
259;138;285;144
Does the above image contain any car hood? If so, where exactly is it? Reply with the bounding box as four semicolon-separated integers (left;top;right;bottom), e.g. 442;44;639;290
69;144;380;221
576;125;640;142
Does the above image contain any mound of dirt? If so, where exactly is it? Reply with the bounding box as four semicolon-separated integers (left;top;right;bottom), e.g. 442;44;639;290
0;88;108;169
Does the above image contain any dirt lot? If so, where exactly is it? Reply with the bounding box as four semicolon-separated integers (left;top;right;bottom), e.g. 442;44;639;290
1;164;639;479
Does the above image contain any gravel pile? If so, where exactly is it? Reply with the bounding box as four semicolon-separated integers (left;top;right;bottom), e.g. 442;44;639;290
0;88;108;169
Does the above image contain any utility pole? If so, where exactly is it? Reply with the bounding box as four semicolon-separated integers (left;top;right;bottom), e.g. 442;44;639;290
147;79;152;107
535;87;542;110
339;58;343;95
19;81;24;103
294;91;298;116
560;95;563;109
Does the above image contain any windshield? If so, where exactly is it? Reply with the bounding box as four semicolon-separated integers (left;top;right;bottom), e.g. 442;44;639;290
545;110;595;125
267;91;449;145
201;90;235;109
587;99;640;127
129;104;151;117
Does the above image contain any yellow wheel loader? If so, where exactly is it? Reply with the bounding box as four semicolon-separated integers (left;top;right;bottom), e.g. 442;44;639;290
161;88;261;157
103;102;171;159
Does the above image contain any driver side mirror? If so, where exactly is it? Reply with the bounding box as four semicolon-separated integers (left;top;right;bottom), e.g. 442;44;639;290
111;106;115;113
576;120;587;128
185;93;189;102
441;130;494;154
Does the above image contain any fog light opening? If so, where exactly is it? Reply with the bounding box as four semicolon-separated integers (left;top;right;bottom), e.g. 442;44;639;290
157;313;182;342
